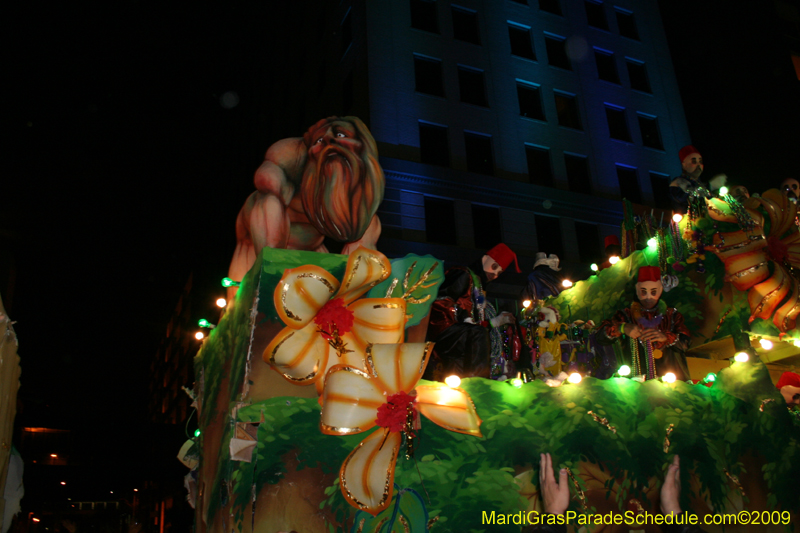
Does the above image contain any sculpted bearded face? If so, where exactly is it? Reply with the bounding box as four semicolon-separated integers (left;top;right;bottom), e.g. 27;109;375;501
781;178;799;200
300;117;384;243
636;280;663;310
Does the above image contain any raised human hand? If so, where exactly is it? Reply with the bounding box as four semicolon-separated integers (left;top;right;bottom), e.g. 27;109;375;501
539;453;570;516
660;455;682;515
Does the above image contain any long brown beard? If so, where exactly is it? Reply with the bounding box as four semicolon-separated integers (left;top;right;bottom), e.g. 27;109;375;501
300;143;383;242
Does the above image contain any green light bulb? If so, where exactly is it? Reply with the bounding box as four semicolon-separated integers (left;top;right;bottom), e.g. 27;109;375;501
719;186;728;196
647;237;657;248
618;365;631;376
705;373;716;383
510;378;523;388
198;319;209;328
590;263;599;272
221;277;234;287
194;429;201;438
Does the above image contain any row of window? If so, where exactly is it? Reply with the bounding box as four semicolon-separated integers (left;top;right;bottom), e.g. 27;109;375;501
411;0;639;42
419;121;671;205
423;196;605;263
414;48;651;109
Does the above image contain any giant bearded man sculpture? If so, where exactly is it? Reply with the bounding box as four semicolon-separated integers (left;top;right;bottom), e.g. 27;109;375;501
228;117;384;287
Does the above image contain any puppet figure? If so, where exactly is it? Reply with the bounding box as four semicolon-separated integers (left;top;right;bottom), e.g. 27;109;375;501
425;243;520;380
535;306;569;376
597;266;691;381
777;372;800;407
669;145;708;214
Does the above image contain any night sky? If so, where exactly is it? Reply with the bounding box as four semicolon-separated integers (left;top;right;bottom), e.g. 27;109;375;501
4;0;798;487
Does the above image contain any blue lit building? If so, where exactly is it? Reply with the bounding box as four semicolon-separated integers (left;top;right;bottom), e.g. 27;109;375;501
291;0;691;298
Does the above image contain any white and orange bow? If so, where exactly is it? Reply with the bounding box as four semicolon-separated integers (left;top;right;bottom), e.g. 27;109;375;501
263;247;408;394
320;343;482;516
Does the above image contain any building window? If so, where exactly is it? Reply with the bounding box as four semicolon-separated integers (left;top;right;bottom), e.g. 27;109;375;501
616;165;641;203
510;0;527;4
615;8;639;40
650;172;671;209
508;23;536;60
595;49;619;84
535;215;563;258
638;114;663;150
545;35;571;70
472;204;502;249
452;7;481;45
425;197;456;244
414;55;444;97
627;59;651;93
564;153;591;194
411;0;439;33
555;92;582;130
419;122;450;167
525;145;554;187
575;222;602;263
341;10;353;57
585;1;608;30
517;81;545;120
458;66;488;107
605;105;630;142
464;132;494;175
538;0;562;15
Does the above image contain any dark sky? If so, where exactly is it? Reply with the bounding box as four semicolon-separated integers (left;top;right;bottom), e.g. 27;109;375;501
4;0;798;471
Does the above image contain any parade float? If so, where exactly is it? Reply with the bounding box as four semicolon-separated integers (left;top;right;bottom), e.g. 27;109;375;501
183;118;800;532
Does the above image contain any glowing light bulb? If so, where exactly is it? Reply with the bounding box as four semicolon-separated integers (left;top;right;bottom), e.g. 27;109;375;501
194;429;201;438
662;372;676;383
33;518;40;523
221;277;240;288
444;375;461;388
562;279;573;288
216;298;227;308
793;339;800;348
618;365;631;376
609;256;620;265
198;319;209;328
734;351;749;363
195;331;205;340
60;481;66;485
568;372;582;384
134;489;138;492
522;300;531;309
50;454;57;458
704;373;716;383
672;213;683;223
719;186;729;196
590;263;599;272
759;338;773;350
510;378;523;388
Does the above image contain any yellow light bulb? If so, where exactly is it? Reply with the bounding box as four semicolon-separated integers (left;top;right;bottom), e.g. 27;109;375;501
609;256;620;265
568;372;582;384
444;375;461;388
195;331;205;340
216;298;227;308
662;372;676;383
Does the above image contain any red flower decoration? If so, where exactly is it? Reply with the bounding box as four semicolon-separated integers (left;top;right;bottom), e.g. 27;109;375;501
314;298;355;341
376;391;416;433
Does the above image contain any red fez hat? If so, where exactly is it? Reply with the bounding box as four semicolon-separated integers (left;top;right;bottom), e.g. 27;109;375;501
776;371;800;390
604;235;620;248
679;145;701;162
486;243;521;273
637;266;662;282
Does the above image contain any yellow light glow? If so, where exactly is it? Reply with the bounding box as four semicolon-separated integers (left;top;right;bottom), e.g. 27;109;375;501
522;299;531;309
609;256;620;265
618;365;631;376
50;454;57;458
734;351;749;363
510;378;523;388
195;331;205;340
759;338;773;350
662;372;676;383
133;488;138;492
794;339;800;348
60;481;66;485
672;213;683;223
444;375;461;388
33;518;40;523
215;298;227;308
562;279;573;288
568;372;582;384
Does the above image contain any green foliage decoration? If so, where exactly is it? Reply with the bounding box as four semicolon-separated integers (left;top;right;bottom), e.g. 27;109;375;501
367;254;444;328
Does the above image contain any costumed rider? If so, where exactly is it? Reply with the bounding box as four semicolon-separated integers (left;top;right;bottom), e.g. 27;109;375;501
669;145;708;214
425;243;521;380
597;266;691;381
522;252;563;302
777;372;800;407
